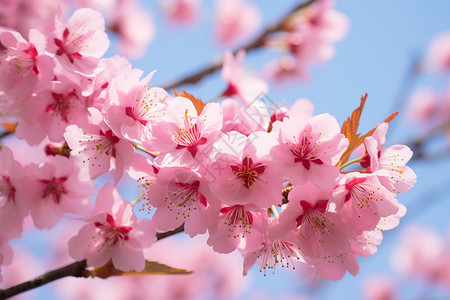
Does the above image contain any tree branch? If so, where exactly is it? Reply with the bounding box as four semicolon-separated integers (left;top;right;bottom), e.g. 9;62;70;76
161;0;319;91
0;260;87;300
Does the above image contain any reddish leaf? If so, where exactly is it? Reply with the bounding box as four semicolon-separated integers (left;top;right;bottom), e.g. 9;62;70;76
1;122;17;133
340;93;367;143
173;89;205;116
336;94;398;168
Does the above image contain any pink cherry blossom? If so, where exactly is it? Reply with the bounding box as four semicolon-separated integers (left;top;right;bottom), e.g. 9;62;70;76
330;172;400;234
49;8;109;75
64;108;135;182
270;98;314;125
0;0;63;37
0;147;28;235
69;183;156;271
361;122;416;194
243;219;304;276
25;155;95;230
214;0;261;46
286;0;349;65
270;113;348;188
126;153;159;206
424;31;450;72
208;131;282;208
207;203;267;254
406;88;439;123
109;0;155;59
147;166;217;237
161;0;201;25
0;236;14;282
392;226;450;289
264;0;349;82
278;182;359;280
264;55;309;83
221;98;271;135
363;275;398;300
375;202;406;232
15;77;90;146
0;27;54;101
351;230;383;257
221;50;269;106
81;55;136;110
149;97;222;163
106;72;170;143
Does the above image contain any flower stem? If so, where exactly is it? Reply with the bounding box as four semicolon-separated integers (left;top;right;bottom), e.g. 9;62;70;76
339;157;362;170
131;143;159;158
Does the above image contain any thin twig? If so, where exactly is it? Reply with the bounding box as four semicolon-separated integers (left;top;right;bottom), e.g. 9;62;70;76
161;0;319;91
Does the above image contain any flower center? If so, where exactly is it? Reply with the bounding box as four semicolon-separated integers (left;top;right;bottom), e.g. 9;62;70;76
46;91;77;122
230;156;266;190
290;124;323;170
220;205;253;238
164;179;207;221
94;214;132;247
54;28;84;64
0;176;15;208
0;44;38;77
172;110;207;157
257;240;301;276
40;177;68;204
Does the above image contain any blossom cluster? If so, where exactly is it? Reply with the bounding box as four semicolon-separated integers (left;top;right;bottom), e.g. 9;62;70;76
0;5;415;283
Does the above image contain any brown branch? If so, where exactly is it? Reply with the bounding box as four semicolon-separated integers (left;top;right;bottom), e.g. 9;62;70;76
161;0;319;91
0;225;186;300
156;223;185;240
0;260;87;300
0;131;12;140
